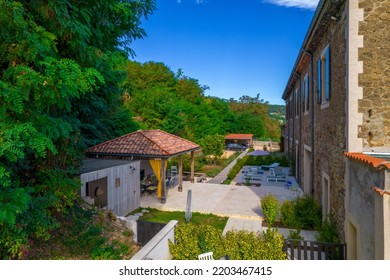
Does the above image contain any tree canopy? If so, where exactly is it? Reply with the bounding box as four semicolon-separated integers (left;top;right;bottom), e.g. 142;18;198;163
0;0;283;259
0;0;155;259
121;61;281;144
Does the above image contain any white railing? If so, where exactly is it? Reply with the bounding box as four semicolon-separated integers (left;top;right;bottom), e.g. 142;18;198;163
131;220;178;260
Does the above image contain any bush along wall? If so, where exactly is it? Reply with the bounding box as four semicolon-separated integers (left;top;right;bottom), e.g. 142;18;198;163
169;223;287;260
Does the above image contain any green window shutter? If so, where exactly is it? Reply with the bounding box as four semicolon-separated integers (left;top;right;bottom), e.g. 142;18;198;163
317;59;321;104
325;47;331;101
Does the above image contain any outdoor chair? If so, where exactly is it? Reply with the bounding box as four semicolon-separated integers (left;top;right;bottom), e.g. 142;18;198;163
284;181;293;189
198;252;214;260
261;162;280;171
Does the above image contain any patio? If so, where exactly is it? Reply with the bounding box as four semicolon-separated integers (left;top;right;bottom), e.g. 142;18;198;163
234;165;303;201
140;165;303;218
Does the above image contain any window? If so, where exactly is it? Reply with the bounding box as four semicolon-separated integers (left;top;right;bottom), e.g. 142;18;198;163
317;46;330;106
303;74;309;113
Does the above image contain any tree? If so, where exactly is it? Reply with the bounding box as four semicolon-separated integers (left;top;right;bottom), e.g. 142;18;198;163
0;0;155;259
200;135;225;165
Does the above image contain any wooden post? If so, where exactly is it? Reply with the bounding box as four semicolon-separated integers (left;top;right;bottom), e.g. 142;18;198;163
161;159;166;203
190;151;195;183
178;155;183;192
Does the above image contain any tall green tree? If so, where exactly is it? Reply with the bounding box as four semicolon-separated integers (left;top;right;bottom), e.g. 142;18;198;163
0;0;155;258
200;135;225;165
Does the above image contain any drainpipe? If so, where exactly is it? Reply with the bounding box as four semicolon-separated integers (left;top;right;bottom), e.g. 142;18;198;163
293;72;301;185
304;49;315;195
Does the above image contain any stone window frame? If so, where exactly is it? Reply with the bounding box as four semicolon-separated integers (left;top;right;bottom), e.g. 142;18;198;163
317;45;331;109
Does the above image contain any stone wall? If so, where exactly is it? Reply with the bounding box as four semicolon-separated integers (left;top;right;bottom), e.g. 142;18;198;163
311;4;348;238
358;0;390;147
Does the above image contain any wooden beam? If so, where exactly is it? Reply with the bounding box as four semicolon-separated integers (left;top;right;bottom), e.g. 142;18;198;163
190;151;195;183
161;159;166;203
178;155;183;192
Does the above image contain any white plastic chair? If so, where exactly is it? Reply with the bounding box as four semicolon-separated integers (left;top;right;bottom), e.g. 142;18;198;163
198;252;214;260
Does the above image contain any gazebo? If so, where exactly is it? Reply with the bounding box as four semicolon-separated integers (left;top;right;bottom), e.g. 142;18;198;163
86;129;200;203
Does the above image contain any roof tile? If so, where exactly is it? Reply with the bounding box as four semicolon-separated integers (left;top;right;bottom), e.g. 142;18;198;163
344;152;390;170
86;130;200;158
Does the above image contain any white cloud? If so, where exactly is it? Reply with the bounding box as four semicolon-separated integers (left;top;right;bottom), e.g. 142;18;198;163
264;0;319;10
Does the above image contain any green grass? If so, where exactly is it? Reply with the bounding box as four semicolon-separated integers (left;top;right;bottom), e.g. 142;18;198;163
132;207;228;232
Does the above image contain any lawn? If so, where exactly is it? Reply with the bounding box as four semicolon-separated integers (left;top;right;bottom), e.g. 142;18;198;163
132;207;228;232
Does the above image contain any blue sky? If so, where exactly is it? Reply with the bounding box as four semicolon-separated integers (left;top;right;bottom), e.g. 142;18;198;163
131;0;319;105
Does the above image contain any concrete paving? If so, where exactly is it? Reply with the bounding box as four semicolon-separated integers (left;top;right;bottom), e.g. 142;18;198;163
206;149;248;184
140;155;317;241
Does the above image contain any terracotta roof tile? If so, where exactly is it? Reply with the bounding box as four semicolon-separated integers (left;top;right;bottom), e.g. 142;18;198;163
86;130;200;158
225;134;253;140
344;152;390;170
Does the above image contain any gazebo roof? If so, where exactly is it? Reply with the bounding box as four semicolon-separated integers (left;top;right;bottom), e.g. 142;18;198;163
86;130;200;159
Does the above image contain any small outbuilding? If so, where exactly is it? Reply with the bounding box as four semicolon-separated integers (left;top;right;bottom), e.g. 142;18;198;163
81;130;200;215
80;159;140;216
225;133;253;148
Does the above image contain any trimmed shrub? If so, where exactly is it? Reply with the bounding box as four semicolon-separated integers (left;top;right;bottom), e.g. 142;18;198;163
169;223;287;260
260;194;279;227
280;195;322;230
280;199;295;227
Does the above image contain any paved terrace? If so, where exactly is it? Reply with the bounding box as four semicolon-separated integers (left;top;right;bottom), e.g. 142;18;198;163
140;164;316;240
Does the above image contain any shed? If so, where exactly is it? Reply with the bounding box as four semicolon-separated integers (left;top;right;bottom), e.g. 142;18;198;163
80;159;140;216
85;129;201;204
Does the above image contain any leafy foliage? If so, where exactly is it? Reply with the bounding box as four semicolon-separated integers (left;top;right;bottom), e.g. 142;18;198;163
280;195;322;230
0;0;155;259
169;223;287;260
260;194;280;227
121;61;282;143
316;213;341;243
200;134;225;164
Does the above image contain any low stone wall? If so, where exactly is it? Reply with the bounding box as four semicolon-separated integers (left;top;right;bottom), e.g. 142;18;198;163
130;220;178;260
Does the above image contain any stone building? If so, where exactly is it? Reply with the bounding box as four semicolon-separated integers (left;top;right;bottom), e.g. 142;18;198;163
282;0;390;259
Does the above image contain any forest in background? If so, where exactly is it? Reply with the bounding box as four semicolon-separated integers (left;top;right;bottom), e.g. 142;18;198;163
121;60;284;144
0;0;284;259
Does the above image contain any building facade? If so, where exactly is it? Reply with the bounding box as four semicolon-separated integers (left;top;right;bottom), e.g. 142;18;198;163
282;0;390;259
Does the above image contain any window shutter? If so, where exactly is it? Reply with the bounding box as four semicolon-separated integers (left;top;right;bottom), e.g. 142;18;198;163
325;47;330;101
317;59;321;104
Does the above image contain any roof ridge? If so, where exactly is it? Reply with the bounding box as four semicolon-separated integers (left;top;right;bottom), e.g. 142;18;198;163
138;130;171;155
140;129;198;156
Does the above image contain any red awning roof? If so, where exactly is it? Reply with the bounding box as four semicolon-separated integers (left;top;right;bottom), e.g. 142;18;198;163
344;152;390;170
225;134;253;140
86;130;200;158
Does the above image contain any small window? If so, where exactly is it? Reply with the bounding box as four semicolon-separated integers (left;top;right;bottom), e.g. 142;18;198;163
115;178;120;188
317;46;330;106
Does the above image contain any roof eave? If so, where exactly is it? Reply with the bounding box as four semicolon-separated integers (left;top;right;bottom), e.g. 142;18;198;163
282;0;327;100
